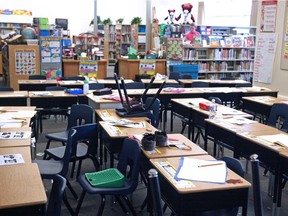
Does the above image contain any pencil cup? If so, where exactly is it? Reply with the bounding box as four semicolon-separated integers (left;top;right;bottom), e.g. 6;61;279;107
141;133;156;151
155;131;168;147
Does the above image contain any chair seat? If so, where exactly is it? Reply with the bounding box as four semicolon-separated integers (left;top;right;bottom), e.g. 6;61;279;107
77;174;131;195
33;160;63;178
46;131;69;142
45;143;88;160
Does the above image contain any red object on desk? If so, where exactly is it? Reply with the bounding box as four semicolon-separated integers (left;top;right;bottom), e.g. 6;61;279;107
199;102;212;111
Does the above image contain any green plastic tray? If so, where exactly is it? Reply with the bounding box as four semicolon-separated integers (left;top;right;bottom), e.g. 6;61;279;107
85;168;125;188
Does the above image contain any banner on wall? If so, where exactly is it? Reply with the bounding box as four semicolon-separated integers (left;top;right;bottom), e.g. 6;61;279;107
15;49;37;75
139;59;156;75
0;9;32;16
260;0;278;32
79;60;98;78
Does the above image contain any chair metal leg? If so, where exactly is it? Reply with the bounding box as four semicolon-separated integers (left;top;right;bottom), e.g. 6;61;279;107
63;191;74;216
115;195;128;214
97;195;106;216
75;190;86;216
122;195;138;216
66;179;78;199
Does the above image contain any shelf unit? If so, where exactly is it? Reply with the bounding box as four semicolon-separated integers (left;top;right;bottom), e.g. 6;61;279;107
73;33;98;56
180;25;256;80
0;22;30;36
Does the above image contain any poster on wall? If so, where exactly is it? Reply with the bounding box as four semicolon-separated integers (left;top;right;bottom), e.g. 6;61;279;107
15;49;37;75
260;0;278;32
253;33;278;83
139;59;156;75
79;60;98;78
280;0;288;70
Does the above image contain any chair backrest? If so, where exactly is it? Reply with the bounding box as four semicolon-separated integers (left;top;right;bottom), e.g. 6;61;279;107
191;81;209;88
250;154;264;216
0;87;14;91
70;123;98;165
221;77;235;80
67;104;94;130
235;83;252;87
46;174;67;216
148;169;164;216
221;156;245;177
61;76;85;81
89;83;104;90
45;86;67;91
179;74;192;79
104;76;115;80
144;97;161;128
117;138;141;192
208;97;223;105
267;103;288;132
125;82;145;89
29;75;46;80
169;72;180;81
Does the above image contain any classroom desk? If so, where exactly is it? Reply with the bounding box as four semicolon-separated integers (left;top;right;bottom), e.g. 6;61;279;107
0;91;28;106
241;96;288;121
150;155;250;215
0;163;47;215
87;92;122;109
171;98;252;141
18;80;58;91
0;146;32;163
178;79;252;88
140;78;178;88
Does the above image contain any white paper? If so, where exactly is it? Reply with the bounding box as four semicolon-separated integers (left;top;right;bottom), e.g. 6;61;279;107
0;131;31;139
32;91;53;96
0;154;24;165
175;157;227;184
258;134;288;148
225;117;256;125
218;106;245;115
107;119;146;128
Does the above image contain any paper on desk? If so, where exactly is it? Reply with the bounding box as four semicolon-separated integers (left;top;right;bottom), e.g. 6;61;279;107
0;111;35;119
107;119;146;128
32;91;53;96
0;154;24;165
0;131;31;139
258;134;288;148
218;106;245;115
175;157;227;184
225;117;256;125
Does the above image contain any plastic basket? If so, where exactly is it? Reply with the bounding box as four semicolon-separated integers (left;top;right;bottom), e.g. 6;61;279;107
128;54;138;59
85;168;125;188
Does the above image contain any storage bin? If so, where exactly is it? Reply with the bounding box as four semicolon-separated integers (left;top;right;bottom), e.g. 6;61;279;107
39;30;50;36
170;64;199;79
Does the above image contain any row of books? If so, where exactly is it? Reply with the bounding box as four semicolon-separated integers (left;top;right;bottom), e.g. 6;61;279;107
207;73;252;81
198;61;254;72
190;35;255;48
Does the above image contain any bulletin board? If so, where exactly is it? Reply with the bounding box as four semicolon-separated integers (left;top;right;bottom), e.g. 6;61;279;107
280;0;288;70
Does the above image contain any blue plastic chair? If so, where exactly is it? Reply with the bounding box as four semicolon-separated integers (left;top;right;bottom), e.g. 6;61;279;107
0;87;14;91
29;75;46;80
267;103;288;132
89;83;105;90
125;82;145;89
191;81;209;88
75;138;141;216
169;72;180;81
61;76;85;81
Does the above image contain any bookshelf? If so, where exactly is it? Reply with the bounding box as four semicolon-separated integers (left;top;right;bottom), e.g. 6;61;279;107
181;26;256;80
0;22;30;36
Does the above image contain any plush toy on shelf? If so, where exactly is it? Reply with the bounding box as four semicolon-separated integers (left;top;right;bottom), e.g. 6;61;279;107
164;9;179;24
177;3;195;25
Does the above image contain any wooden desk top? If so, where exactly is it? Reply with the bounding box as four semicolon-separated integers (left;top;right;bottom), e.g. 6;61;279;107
171;98;253;118
0;91;28;98
18;80;57;85
241;96;288;106
99;120;157;139
0;106;36;111
0;136;31;148
87;93;122;105
0;146;32;163
150;155;250;194
95;79;134;84
178;79;251;84
141;79;178;84
29;91;78;98
142;133;207;159
57;80;84;86
0;163;47;209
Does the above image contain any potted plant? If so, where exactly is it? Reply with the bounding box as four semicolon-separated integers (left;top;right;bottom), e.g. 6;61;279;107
102;18;112;25
116;18;124;24
131;17;142;25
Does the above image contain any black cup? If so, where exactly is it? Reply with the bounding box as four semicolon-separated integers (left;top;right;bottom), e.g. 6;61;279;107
141;133;156;151
155;131;168;147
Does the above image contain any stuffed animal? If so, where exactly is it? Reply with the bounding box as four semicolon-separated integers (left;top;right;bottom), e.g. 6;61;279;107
164;9;178;24
177;3;195;25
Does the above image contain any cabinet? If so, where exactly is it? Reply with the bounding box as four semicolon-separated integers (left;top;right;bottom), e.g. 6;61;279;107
181;26;256;80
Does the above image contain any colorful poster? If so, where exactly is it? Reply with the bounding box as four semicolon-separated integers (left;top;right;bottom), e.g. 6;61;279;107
79;60;98;78
166;38;183;60
139;59;156;75
15;49;37;75
260;0;278;32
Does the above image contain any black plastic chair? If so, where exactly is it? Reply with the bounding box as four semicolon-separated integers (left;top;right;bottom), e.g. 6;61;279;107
89;83;105;90
191;81;209;88
75;138;142;216
125;82;145;89
144;97;161;128
46;174;67;216
34;129;77;215
44;123;100;178
267;103;288;132
61;76;85;81
148;169;164;216
45;86;67;91
169;72;180;81
221;77;235;80
104;76;115;80
0;87;14;91
43;104;94;159
179;74;192;79
235;83;252;87
29;75;46;80
250;154;264;216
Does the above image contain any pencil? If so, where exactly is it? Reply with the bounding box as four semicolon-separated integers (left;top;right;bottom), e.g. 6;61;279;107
198;163;224;168
155;148;161;154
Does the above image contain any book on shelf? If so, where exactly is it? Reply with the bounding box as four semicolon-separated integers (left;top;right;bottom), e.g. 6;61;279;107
208;36;222;47
193;35;202;47
232;36;244;47
224;37;233;47
245;35;255;47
